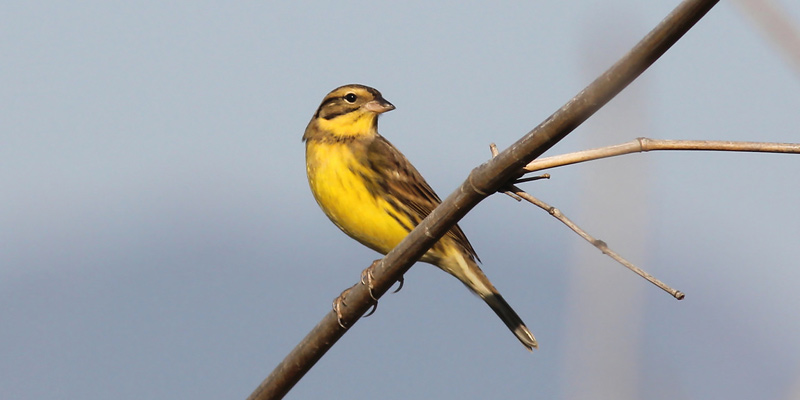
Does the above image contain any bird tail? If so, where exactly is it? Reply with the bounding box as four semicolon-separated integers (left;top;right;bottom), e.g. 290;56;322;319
483;292;538;351
441;251;538;350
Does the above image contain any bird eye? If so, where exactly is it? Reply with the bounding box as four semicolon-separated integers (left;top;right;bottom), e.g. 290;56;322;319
344;93;357;103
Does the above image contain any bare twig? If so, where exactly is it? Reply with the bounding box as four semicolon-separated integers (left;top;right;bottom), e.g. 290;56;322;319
500;137;799;298
514;174;551;184
524;138;800;172
511;184;684;300
501;138;799;296
501;190;524;202
490;143;684;300
248;1;719;399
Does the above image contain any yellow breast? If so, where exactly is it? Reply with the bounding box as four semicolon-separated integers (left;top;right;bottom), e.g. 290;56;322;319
305;140;413;255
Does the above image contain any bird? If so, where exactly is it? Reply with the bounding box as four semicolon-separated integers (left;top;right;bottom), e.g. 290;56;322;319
303;84;537;350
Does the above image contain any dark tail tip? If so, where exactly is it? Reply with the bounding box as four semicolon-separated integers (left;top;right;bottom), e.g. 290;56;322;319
484;293;538;350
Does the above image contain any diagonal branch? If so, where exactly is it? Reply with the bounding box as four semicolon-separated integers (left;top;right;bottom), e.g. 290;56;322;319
247;1;720;399
508;183;685;300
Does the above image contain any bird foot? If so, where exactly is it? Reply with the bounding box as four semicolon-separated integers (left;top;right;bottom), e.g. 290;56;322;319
360;259;382;301
332;285;354;328
360;259;405;296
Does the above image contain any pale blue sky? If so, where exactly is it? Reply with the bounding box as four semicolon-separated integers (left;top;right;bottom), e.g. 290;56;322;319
3;1;800;399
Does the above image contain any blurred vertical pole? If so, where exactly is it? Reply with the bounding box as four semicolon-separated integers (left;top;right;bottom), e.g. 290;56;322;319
733;3;800;398
732;0;800;76
562;12;649;400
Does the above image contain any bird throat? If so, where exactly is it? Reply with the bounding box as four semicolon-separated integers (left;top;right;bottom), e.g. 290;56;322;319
316;111;377;141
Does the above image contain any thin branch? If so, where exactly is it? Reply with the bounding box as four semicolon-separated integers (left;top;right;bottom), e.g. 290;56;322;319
248;1;719;399
513;184;684;300
490;143;684;300
524;138;800;172
514;174;551;184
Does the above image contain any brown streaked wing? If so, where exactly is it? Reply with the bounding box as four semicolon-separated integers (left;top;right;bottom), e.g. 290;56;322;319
365;134;480;262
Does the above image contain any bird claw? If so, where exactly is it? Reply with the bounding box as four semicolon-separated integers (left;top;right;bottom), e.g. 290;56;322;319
350;259;401;320
360;259;405;296
363;301;378;317
360;260;381;301
332;286;353;329
392;275;405;293
358;260;386;318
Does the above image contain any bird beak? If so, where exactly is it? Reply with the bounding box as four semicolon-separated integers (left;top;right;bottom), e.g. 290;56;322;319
364;98;395;114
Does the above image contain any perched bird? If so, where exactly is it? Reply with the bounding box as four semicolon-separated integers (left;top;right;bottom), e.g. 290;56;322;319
303;84;537;350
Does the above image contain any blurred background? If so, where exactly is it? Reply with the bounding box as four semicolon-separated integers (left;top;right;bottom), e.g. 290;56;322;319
2;1;799;399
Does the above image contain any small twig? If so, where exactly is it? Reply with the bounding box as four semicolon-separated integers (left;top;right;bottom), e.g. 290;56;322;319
523;138;800;173
514;174;551;184
501;191;524;202
510;184;684;300
490;143;684;300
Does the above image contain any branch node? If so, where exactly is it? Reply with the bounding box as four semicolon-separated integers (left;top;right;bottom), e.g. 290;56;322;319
636;137;651;151
593;239;608;251
468;173;489;196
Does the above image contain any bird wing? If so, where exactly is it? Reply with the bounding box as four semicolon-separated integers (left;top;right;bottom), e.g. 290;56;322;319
365;134;480;262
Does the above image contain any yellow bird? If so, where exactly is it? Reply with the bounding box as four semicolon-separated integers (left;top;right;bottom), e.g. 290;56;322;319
303;84;537;350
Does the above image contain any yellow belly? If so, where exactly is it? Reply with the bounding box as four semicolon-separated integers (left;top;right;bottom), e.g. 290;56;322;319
306;141;412;255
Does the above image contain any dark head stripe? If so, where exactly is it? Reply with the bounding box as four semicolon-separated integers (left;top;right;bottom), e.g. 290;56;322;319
313;84;384;119
316;103;361;120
